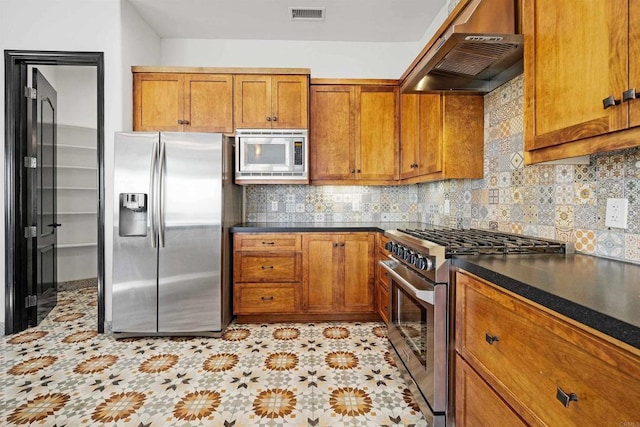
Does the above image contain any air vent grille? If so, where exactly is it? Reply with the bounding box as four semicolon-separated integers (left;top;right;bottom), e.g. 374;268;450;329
290;7;325;20
435;42;520;76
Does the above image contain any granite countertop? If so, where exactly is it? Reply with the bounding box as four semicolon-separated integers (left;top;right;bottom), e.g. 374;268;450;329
230;223;640;350
230;222;429;233
453;254;640;350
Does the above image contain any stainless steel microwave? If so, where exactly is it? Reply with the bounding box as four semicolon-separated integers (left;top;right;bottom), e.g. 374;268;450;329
235;129;308;182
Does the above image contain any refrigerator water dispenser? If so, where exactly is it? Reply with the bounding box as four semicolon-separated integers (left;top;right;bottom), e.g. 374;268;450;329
119;193;147;236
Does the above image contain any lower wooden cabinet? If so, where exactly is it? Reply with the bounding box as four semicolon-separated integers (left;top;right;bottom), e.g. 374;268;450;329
455;270;640;426
233;231;379;321
375;233;390;323
302;233;375;313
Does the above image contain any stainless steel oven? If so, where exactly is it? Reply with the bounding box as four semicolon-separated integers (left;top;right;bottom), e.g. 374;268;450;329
380;227;570;427
380;258;448;427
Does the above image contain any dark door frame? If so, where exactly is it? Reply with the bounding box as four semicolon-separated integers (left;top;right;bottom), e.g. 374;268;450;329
4;50;105;334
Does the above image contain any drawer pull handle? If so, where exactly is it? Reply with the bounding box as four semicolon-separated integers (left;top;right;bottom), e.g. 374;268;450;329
485;333;500;345
261;266;274;270
261;296;274;301
556;387;578;408
602;95;621;109
261;241;275;245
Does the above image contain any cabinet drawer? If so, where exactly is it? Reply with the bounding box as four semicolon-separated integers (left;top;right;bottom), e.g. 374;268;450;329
234;284;299;314
235;253;301;283
376;252;390;289
456;271;640;426
455;355;527;427
234;233;301;252
376;282;389;324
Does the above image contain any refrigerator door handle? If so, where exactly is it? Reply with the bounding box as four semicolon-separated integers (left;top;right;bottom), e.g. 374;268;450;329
149;141;159;248
158;141;166;248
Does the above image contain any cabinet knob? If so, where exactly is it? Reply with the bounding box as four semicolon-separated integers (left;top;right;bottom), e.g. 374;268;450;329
261;296;274;301
261;265;274;270
351;169;356;174
183;119;189;125
177;119;183;124
623;88;639;102
602;95;621;109
266;116;272;121
272;116;278;121
556;387;578;408
357;169;361;173
485;333;500;345
333;243;338;247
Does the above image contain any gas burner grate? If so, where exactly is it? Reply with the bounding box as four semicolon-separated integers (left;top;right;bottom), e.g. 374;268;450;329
397;228;568;255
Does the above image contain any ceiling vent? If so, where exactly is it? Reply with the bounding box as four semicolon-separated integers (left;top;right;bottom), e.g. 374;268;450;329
289;7;325;21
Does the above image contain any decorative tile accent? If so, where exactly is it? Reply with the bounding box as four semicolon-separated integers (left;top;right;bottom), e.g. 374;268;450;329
574;229;597;254
242;74;640;264
597;230;625;258
625;234;640;262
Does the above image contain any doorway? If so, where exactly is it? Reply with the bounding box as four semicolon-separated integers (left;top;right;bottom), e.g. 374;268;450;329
4;50;105;334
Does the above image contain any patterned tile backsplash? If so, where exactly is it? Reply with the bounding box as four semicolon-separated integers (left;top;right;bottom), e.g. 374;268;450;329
244;75;640;264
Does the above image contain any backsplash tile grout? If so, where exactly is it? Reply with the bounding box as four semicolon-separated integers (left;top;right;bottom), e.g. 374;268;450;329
244;75;640;264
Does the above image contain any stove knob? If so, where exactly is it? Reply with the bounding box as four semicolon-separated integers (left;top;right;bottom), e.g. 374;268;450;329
394;245;404;257
409;252;418;264
384;241;394;252
403;250;413;261
415;256;433;271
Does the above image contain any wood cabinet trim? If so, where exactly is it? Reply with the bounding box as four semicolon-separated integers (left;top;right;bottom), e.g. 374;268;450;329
310;78;399;86
133;66;310;75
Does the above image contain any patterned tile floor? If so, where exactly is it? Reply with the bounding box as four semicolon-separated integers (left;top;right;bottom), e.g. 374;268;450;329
2;288;427;426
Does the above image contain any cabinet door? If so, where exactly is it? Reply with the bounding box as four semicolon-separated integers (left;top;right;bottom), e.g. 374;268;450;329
310;86;355;181
234;75;272;128
342;233;375;312
630;0;640;128
185;74;233;132
357;86;399;180
456;355;527;427
400;94;420;179
271;75;308;129
133;73;184;131
524;0;628;152
302;234;337;312
418;94;443;176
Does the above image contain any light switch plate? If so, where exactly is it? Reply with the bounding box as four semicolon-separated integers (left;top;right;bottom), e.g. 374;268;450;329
605;198;628;229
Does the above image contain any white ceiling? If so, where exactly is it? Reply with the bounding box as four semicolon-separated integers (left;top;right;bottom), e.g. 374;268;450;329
128;0;448;42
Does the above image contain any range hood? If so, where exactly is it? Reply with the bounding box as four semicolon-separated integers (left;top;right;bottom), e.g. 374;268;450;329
401;0;523;94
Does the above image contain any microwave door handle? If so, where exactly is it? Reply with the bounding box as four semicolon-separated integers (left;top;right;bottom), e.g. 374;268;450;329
379;260;435;305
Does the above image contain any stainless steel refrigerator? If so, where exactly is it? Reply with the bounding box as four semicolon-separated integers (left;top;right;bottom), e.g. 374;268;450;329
112;132;241;335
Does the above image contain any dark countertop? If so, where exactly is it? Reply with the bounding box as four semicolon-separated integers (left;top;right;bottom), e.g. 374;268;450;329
230;223;640;350
230;222;429;233
453;254;640;350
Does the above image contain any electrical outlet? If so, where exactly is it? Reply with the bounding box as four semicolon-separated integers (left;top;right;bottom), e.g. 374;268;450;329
444;200;450;215
605;198;628;229
271;201;279;211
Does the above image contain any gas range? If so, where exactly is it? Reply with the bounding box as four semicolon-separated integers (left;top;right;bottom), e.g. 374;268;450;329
380;226;572;426
384;227;572;283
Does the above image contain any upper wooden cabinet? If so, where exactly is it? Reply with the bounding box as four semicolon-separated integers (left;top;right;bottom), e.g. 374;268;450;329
133;72;233;132
524;0;640;163
310;81;399;184
400;93;484;182
234;74;309;129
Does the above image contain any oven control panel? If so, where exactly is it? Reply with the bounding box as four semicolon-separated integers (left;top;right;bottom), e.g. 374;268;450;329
385;241;434;271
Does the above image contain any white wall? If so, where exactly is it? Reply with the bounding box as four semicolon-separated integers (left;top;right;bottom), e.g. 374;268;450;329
161;38;419;78
0;0;161;329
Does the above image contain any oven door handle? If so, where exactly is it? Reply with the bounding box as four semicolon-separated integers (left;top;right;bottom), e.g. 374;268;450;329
379;260;435;305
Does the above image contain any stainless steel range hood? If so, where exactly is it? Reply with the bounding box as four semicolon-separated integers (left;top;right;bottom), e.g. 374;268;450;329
401;0;523;94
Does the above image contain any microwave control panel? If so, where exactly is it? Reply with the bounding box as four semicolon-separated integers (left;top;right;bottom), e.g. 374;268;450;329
294;141;304;167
